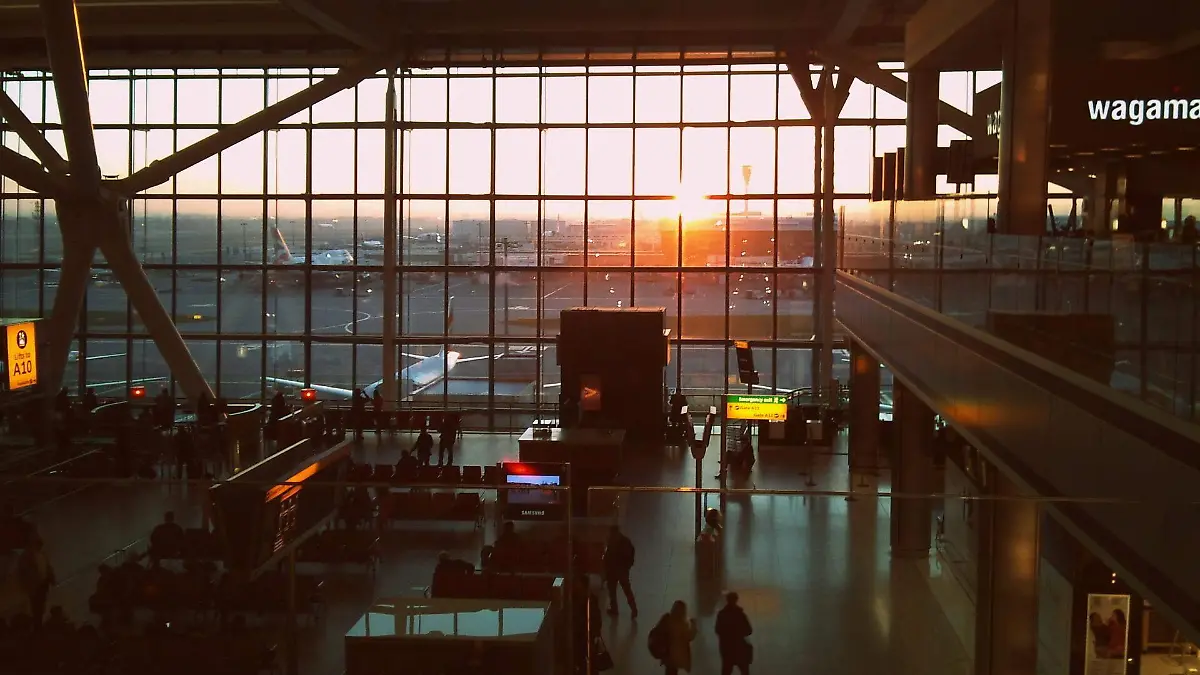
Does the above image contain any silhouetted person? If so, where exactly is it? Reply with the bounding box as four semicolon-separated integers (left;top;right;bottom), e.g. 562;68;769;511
54;387;70;417
270;391;288;421
215;396;228;419
603;524;637;617
150;511;184;560
82;388;99;413
351;389;368;441
197;392;214;426
372;390;384;435
438;413;460;466
1182;215;1197;244
413;425;434;466
175;428;197;480
395;449;418;479
434;551;474;577
17;535;54;627
715;592;753;675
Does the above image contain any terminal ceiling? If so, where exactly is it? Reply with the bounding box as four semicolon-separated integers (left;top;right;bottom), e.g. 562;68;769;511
0;0;929;69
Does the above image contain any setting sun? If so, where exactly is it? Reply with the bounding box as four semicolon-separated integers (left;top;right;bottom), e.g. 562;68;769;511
671;184;716;222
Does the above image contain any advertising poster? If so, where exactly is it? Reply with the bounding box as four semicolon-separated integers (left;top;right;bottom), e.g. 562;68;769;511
1084;593;1130;675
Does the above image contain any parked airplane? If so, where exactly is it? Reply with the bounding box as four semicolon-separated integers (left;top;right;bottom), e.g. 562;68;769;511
265;299;548;399
268;225;363;286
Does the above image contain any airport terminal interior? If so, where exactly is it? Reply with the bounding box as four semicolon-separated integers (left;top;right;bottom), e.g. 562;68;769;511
1;0;1200;673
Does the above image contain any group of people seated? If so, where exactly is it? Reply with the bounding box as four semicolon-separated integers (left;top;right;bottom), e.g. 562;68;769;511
0;609;109;674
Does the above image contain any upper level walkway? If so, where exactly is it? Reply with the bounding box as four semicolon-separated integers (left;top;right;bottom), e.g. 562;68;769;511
838;198;1200;644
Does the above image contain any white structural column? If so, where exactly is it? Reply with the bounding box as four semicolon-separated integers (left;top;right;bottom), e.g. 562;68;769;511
381;74;398;407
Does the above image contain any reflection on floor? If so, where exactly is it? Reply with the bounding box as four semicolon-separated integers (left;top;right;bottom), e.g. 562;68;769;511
1142;652;1200;675
17;428;973;675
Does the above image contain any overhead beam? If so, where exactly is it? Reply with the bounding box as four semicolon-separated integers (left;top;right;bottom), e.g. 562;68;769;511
0;90;68;175
904;0;1001;70
279;0;386;51
40;0;101;193
826;0;875;44
0;145;65;195
113;50;396;195
813;44;987;139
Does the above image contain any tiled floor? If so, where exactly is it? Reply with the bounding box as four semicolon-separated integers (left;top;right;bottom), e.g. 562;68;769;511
10;428;975;675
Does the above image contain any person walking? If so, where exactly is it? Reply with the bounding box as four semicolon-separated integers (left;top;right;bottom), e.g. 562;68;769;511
602;524;637;617
651;600;696;675
715;591;753;675
18;535;55;627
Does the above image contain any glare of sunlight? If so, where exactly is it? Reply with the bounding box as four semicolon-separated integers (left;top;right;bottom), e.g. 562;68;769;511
671;184;715;222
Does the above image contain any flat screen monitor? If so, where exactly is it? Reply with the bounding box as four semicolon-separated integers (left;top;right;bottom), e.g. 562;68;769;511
501;464;566;520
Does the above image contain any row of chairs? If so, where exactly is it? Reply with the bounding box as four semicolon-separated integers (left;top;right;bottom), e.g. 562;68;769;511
296;530;379;572
381;491;484;525
349;463;500;487
431;571;559;602
486;539;605;575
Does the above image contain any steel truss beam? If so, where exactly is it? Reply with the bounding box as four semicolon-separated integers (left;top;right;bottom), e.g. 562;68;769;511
0;89;68;175
812;44;986;138
113;49;398;195
0;144;65;195
40;0;101;193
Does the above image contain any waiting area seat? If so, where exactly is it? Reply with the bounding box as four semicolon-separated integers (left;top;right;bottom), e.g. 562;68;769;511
382;491;483;527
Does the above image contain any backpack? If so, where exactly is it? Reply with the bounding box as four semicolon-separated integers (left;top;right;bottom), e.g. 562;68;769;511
647;615;668;660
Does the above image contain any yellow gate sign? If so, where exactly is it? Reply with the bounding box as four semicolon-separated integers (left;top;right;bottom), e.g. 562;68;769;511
5;322;38;390
725;394;787;421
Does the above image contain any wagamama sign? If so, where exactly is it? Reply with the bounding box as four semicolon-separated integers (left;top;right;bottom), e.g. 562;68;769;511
1087;98;1200;125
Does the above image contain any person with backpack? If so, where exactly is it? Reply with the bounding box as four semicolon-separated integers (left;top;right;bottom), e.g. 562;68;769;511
602;524;638;617
648;600;696;674
715;591;753;674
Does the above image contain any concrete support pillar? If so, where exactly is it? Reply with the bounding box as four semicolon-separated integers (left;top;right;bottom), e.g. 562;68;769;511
904;69;940;200
995;0;1053;235
848;340;880;472
975;469;1040;675
817;69;837;401
891;380;934;557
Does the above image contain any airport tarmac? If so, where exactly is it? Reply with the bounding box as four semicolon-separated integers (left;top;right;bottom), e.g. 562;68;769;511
1;267;837;404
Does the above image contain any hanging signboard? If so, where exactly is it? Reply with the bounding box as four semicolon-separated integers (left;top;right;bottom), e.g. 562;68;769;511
725;394;787;421
4;321;38;391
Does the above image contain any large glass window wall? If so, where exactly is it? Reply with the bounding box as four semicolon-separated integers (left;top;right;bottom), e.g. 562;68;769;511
1;57;910;427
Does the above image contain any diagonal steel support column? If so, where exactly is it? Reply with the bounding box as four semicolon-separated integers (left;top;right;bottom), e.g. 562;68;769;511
0;146;67;196
813;45;986;139
115;51;397;195
44;201;96;392
94;201;214;403
0;90;69;175
40;0;100;194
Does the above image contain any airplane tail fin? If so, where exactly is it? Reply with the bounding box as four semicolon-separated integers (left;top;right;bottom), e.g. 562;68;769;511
272;225;293;264
446;296;455;332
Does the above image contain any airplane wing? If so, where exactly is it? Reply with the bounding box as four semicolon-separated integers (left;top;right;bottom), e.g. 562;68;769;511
401;352;432;361
265;376;355;399
86;353;126;361
456;354;501;364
